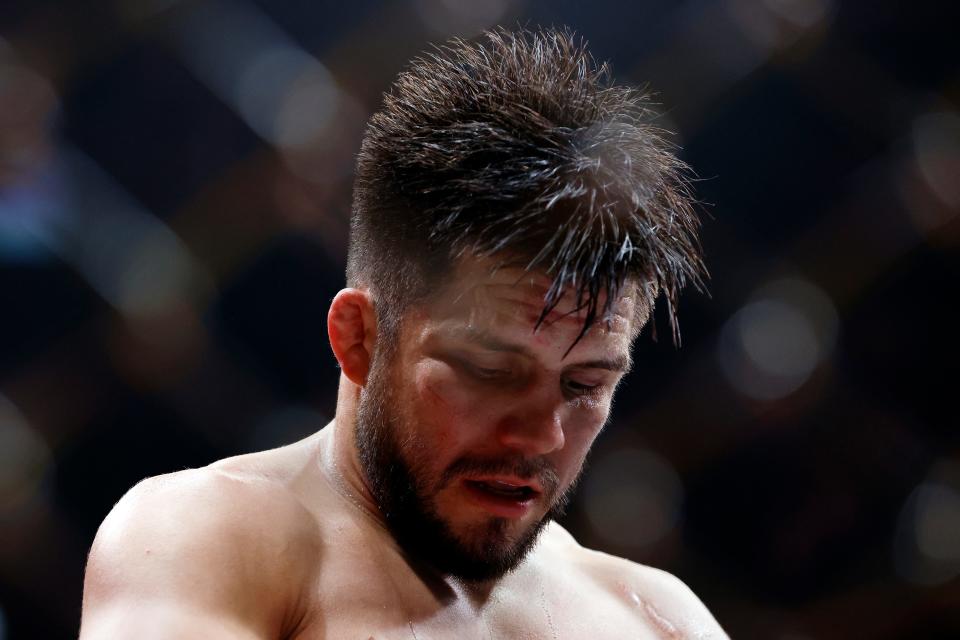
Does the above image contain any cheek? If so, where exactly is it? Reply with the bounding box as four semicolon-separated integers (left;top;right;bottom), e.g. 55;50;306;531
570;420;602;453
412;361;493;446
558;405;610;466
568;409;606;442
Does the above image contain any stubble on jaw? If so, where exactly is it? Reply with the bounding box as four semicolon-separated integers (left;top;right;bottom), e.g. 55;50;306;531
354;350;581;583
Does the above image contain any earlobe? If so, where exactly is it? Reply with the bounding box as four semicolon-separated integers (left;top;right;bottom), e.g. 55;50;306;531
327;288;377;386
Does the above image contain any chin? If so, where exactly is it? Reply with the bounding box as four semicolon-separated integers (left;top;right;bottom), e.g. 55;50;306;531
430;512;552;583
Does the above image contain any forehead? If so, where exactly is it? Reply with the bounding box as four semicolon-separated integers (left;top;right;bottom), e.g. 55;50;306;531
418;257;642;349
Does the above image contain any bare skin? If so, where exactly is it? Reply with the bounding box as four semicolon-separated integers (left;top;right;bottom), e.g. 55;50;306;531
80;262;728;639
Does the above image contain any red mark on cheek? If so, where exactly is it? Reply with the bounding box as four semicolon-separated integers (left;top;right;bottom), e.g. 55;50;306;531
423;378;452;411
418;369;481;430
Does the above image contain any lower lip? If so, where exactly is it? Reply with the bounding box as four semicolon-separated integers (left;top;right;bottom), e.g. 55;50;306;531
461;481;538;519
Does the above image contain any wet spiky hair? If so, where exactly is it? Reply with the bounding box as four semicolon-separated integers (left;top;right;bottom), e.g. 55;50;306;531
348;27;707;347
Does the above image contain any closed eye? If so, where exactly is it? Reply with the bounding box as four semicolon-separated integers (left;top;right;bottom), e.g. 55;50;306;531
472;365;509;379
563;378;602;397
456;358;511;380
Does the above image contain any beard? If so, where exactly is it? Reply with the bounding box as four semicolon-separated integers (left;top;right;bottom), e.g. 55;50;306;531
355;352;577;583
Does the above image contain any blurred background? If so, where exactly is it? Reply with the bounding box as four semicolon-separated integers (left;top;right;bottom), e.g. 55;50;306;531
1;0;958;637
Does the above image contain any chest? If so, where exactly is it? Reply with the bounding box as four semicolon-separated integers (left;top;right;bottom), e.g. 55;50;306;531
288;550;664;640
291;601;661;640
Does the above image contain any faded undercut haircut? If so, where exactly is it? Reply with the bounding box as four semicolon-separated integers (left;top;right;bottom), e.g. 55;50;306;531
347;27;707;348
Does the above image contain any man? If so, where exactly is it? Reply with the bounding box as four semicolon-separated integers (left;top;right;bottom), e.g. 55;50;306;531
80;28;727;638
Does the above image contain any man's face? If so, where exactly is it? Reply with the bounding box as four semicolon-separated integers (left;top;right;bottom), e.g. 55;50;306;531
356;260;639;582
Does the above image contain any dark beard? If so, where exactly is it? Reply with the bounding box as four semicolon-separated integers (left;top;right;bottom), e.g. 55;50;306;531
355;356;575;583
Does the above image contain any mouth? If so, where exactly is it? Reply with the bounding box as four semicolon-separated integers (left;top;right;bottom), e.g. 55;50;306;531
461;478;540;518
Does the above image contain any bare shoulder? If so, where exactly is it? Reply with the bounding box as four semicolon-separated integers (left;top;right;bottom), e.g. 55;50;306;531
542;522;729;639
81;455;321;639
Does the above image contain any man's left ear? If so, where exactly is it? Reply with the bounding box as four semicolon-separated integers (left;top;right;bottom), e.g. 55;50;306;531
327;288;378;386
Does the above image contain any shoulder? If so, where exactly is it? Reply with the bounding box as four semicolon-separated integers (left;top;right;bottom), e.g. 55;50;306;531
91;462;322;566
541;522;729;639
81;462;321;638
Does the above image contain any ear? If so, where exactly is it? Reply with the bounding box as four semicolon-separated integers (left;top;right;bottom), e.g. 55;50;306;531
327;288;377;386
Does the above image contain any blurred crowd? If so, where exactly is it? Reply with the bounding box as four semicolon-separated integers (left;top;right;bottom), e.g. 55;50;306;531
1;0;957;638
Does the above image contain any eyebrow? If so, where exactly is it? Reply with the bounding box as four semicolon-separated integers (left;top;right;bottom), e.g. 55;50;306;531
447;326;633;374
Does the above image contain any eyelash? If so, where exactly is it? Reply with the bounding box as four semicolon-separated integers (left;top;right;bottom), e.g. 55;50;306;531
455;358;510;380
563;379;602;397
464;362;510;380
459;359;602;398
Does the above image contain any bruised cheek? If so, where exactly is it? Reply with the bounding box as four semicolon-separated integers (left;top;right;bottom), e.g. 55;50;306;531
412;360;487;443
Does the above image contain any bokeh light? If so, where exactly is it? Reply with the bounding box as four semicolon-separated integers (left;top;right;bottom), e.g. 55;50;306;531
170;0;344;152
0;57;58;185
727;0;833;53
718;277;838;401
414;0;516;37
0;57;61;263
894;461;960;587
912;110;960;213
0;394;51;517
583;447;684;551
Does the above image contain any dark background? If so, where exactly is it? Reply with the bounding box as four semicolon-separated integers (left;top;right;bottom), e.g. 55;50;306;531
1;0;958;638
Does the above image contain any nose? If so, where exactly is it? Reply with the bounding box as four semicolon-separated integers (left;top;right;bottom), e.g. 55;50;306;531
496;391;566;456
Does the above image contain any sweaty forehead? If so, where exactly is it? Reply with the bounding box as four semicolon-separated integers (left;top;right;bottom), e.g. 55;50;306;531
424;259;640;339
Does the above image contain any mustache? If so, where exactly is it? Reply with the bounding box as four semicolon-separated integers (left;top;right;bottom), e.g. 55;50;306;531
440;455;561;496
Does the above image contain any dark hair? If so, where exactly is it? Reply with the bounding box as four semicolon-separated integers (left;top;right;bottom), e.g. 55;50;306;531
348;27;707;348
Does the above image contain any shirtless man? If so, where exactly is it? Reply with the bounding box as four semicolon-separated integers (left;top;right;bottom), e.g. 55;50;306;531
79;28;727;639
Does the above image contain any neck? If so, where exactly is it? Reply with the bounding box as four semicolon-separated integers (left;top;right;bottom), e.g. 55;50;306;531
318;377;386;528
